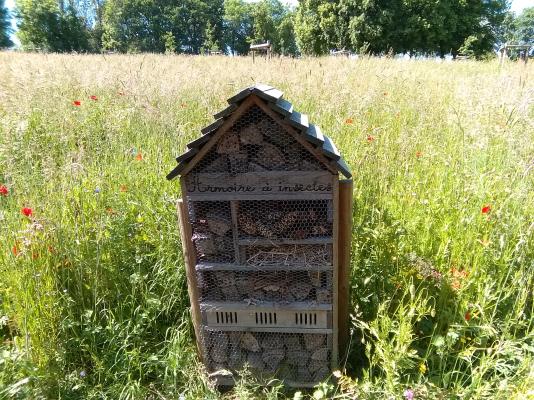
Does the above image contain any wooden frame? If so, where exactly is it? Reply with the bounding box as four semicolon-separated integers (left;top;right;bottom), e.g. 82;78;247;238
173;88;352;387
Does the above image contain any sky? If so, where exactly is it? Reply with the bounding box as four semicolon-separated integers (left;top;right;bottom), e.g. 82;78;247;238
4;0;533;47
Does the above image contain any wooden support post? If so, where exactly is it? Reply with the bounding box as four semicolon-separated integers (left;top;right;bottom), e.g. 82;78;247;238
177;199;205;362
337;179;353;361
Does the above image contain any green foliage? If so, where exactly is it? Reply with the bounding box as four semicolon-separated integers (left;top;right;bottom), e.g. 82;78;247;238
514;7;534;44
0;0;12;48
224;0;253;55
15;0;93;52
295;0;509;57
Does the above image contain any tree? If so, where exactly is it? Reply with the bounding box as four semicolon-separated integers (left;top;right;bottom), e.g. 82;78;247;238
294;0;330;55
15;0;90;52
277;11;298;55
0;0;13;48
514;7;534;44
224;0;253;55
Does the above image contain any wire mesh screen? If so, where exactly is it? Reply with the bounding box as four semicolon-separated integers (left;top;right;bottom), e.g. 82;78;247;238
197;270;333;303
188;201;235;263
238;200;333;239
243;244;333;267
189;105;326;176
201;328;331;383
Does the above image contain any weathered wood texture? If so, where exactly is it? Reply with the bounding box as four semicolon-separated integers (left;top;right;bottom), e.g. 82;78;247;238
337;179;353;360
177;199;204;361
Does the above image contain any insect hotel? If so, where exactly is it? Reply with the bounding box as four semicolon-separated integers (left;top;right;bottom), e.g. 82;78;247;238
167;84;353;387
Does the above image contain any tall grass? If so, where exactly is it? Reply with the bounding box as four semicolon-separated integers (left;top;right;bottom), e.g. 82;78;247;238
0;53;532;399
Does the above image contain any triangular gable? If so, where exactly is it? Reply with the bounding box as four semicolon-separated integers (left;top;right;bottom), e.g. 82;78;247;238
167;84;352;180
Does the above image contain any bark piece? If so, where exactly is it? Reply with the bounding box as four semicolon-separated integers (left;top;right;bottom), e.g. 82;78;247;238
211;334;229;363
313;366;330;381
240;332;260;352
286;349;309;366
316;288;332;303
308;271;322;287
240;123;264;145
217;133;240;154
248;162;267;172
229;150;249;173
206;212;231;236
246;351;264;370
297;365;313;382
263;348;285;371
304;334;325;351
214;271;235;287
221;285;240;301
311;347;328;362
193;233;217;255
255;142;285;169
228;349;244;370
308;359;325;374
291;282;312;301
203;155;228;172
262;335;284;350
284;335;302;351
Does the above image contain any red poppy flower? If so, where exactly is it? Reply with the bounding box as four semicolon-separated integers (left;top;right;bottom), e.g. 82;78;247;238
73;100;81;106
481;205;491;214
465;311;471;321
12;245;19;256
90;95;98;101
416;151;423;158
32;252;39;260
119;185;128;192
345;118;353;124
383;92;388;96
21;207;33;217
135;153;143;161
0;185;8;196
367;135;375;142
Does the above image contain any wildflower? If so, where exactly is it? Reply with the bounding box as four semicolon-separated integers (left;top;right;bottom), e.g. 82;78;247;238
416;151;423;158
180;103;187;108
12;245;19;256
119;185;128;192
80;370;86;378
332;370;342;378
481;205;491;214
118;92;125;96
90;95;98;101
94;187;101;194
450;267;469;290
21;207;33;217
0;185;8;196
419;362;427;374
135;153;143;161
32;252;39;260
383;92;388;96
106;207;114;215
367;135;375;142
404;389;415;400
48;246;55;254
345;118;353;124
73;100;81;106
465;311;471;321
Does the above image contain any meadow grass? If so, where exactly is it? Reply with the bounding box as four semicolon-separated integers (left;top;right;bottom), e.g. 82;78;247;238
0;53;532;399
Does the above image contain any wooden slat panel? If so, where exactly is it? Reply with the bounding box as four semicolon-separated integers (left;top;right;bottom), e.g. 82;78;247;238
255;87;283;103
237;236;332;246
187;133;213;149
195;262;333;271
305;124;325;146
338;179;353;361
287;111;309;131
201;301;332;311
203;309;330;329
269;98;293;116
202;325;333;334
176;147;198;162
336;157;352;178
200;118;224;134
184;171;334;200
214;103;237;119
321;135;341;160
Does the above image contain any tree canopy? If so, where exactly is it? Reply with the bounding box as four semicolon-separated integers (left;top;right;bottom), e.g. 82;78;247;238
0;0;13;48
7;0;529;58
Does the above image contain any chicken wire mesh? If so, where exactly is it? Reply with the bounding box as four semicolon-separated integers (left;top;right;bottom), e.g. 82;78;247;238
238;199;333;239
201;328;331;383
189;201;235;263
243;244;333;267
196;270;333;303
189;105;326;176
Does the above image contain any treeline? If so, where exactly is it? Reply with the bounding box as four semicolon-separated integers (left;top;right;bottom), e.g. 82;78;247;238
1;0;533;57
7;0;297;55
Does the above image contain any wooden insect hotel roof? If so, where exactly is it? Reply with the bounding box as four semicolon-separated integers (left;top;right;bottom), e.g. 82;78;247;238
167;84;352;180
